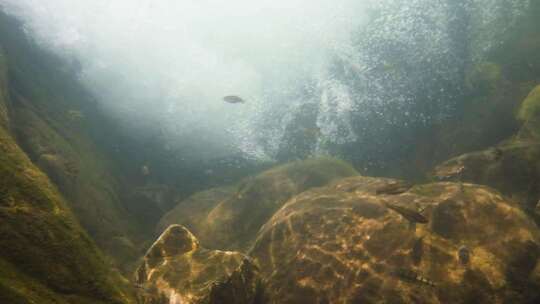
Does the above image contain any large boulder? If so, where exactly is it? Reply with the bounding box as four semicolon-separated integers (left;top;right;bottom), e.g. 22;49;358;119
432;140;540;214
0;10;144;267
0;111;133;304
205;258;267;304
156;186;235;236
0;19;134;303
249;176;540;303
158;157;358;250
430;84;540;220
517;85;540;140
0;45;8;128
135;225;263;304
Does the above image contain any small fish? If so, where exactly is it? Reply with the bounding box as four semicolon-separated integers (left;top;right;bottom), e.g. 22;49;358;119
458;245;470;265
392;268;436;287
67;109;84;121
223;95;245;104
416;203;428;213
141;165;150;176
435;165;465;181
458;182;465;194
376;182;413;195
491;147;503;161
133;283;149;291
384;201;429;224
411;236;424;265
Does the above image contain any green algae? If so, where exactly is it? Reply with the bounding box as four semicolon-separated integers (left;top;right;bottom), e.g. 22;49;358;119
159;157;359;251
0;257;95;304
0;12;136;303
0;125;133;303
0;10;143;268
0;46;8;128
516;85;540;140
278;156;359;188
517;85;540;122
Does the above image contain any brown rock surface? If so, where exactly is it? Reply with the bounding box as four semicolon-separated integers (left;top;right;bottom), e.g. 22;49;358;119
157;158;358;250
431;84;540;220
205;258;267;304
135;225;258;304
249;176;540;303
432;140;540;214
156;186;235;236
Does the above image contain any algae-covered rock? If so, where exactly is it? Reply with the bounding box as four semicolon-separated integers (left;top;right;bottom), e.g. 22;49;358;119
0;13;136;303
432;141;540;214
135;224;254;304
517;85;540;121
0;124;134;303
158;157;358;250
204;259;267;304
0;10;143;266
432;84;540;218
517;85;540;139
126;184;177;233
0;45;8;128
10;91;140;267
249;176;540;303
157;186;235;235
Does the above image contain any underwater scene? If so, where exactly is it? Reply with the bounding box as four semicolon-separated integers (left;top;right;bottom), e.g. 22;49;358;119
0;0;540;303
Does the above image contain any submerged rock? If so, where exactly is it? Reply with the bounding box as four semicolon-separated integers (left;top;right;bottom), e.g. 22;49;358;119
0;19;135;302
135;224;260;304
249;176;540;303
205;259;267;304
156;186;236;236
432;141;540;214
431;85;540;223
0;105;133;303
158;157;358;250
517;85;540;140
0;46;8;128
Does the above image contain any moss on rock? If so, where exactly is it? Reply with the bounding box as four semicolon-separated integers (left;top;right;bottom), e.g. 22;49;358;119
517;85;540;121
0;12;136;303
0;125;135;303
431;140;540;217
0;10;143;268
157;186;235;235
517;85;540;139
9;95;140;265
158;157;358;251
0;45;9;128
